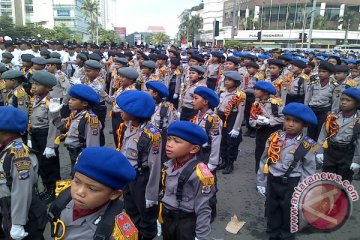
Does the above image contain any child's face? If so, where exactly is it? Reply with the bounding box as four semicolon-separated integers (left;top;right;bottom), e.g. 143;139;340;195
318;69;331;80
224;61;237;71
340;94;357;112
33;64;45;71
71;172;121;210
120;110;135;121
189;71;200;82
289;65;302;74
254;89;267;98
246;67;257;75
147;89;158;99
351;68;359;78
166;136;199;160
327;58;338;66
46;64;56;73
68;97;88;111
188;59;199;66
335;72;347;81
141;67;152;75
120;76;133;87
224;78;236;89
85;68;100;80
31;82;51;96
5;79;16;90
284;116;305;136
269;65;281;76
23;62;32;69
2;58;10;64
192;94;208;110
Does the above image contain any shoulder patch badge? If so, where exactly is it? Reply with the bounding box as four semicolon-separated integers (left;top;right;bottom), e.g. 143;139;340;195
112;212;138;240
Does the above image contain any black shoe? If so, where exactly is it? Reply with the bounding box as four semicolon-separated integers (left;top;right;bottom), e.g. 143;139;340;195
40;187;55;204
223;163;234;174
243;130;251;137
250;131;256;138
217;161;227;170
353;173;360;181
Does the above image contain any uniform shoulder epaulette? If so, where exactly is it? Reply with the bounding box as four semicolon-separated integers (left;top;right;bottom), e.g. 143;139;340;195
144;123;161;147
112;212;138;240
85;111;99;129
0;80;6;91
44;96;51;106
235;90;246;100
303;136;318;152
209;114;221;135
196;163;214;192
58;73;66;82
162;101;175;111
55;180;72;197
299;73;310;81
14;87;26;99
345;79;358;88
269;97;283;106
10;142;31;180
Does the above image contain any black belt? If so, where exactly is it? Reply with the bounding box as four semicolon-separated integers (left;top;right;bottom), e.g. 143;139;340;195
30;128;49;134
328;140;354;152
268;174;300;184
66;146;84;153
163;208;196;220
309;105;331;112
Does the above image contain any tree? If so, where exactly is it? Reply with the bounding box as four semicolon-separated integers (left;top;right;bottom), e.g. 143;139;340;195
98;28;121;44
151;32;170;45
188;15;203;42
81;0;100;43
340;9;358;31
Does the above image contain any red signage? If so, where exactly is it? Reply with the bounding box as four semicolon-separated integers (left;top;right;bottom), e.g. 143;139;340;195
181;38;187;44
115;27;126;40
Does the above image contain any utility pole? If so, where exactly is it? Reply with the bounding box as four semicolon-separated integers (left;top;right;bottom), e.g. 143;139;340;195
307;0;316;49
212;19;215;46
231;0;237;41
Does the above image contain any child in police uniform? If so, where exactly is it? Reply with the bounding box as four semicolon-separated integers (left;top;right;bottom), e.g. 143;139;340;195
0;106;47;240
29;70;61;203
257;103;317;240
250;81;284;174
52;84;101;175
115;90;162;240
216;71;246;174
317;88;360;182
48;147;138;240
146;81;177;163
161;121;215;240
2;70;28;114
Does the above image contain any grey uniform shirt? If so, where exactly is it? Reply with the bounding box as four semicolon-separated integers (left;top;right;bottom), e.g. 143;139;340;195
317;111;360;164
164;69;181;95
305;79;335;108
249;98;285;128
50;70;71;99
0;139;38;225
192;109;223;167
29;95;59;148
257;132;316;187
5;85;29;115
151;101;178;130
240;74;257;94
180;79;207;109
331;80;347;111
206;63;219;78
120;122;162;202
161;157;215;240
286;74;307;97
86;76;110;103
217;89;246;131
71;66;86;84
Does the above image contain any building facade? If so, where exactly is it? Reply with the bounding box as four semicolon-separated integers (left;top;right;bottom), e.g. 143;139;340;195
202;0;226;32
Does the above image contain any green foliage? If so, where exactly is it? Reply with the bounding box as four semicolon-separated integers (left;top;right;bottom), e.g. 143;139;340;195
81;0;100;43
151;32;170;45
224;41;244;48
178;10;203;43
98;28;121;44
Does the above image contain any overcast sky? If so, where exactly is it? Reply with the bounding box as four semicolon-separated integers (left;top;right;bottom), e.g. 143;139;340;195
114;0;201;37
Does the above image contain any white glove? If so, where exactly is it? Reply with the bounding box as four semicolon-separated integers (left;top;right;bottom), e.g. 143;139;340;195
173;93;179;99
229;129;240;138
315;154;324;165
257;116;270;125
195;238;199;240
70;77;82;85
145;200;158;208
49;98;63;113
350;163;360;171
27;140;32;148
43;147;56;158
257;186;266;197
10;225;28;240
207;163;217;171
157;220;162;236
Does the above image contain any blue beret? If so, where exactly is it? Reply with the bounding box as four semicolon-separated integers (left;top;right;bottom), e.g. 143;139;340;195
69;84;100;106
279;54;293;61
211;51;224;58
49;52;61;59
194;86;220;108
243;53;257;61
47;58;62;65
291;59;306;69
167;121;208;146
141;60;156;69
0;63;7;73
74;147;136;189
31;70;57;87
118;67;139;80
315;56;326;61
282;103;317;126
342;88;360;102
189;65;206;74
226;56;240;65
233;52;245;57
31;57;47;65
254;81;276;95
84;60;102;70
0;106;28;133
116;90;155;119
258;54;270;59
224;71;242;81
146;81;169;98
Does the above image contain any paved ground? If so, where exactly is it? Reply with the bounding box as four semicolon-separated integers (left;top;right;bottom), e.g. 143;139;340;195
43;116;360;240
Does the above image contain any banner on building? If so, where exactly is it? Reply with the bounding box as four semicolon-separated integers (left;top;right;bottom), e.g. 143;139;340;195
115;27;126;40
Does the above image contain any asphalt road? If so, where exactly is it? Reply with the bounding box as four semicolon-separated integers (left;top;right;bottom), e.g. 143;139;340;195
43;116;360;240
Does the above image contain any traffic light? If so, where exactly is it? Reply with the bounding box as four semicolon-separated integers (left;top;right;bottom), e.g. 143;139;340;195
257;31;262;41
214;21;219;37
304;33;308;41
299;33;303;40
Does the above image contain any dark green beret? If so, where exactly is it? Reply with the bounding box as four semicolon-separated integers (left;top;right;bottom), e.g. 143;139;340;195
76;53;88;61
47;58;62;65
40;50;51;57
84;60;102;70
2;52;14;59
49;52;61;59
31;57;47;65
0;63;8;73
141;60;156;69
118;67;139;81
2;70;26;82
114;57;129;65
21;54;35;62
31;70;57;87
189;65;206;75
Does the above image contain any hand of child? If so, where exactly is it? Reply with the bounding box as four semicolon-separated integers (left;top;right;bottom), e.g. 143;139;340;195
173;93;179;99
49;98;63;113
257;116;270;125
350;163;360;171
256;186;266;197
228;129;240;138
43;147;56;158
27;140;32;148
315;154;324;165
145;200;158;208
10;225;28;240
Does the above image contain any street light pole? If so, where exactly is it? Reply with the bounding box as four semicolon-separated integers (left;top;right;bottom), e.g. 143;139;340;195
307;0;316;49
231;0;237;41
